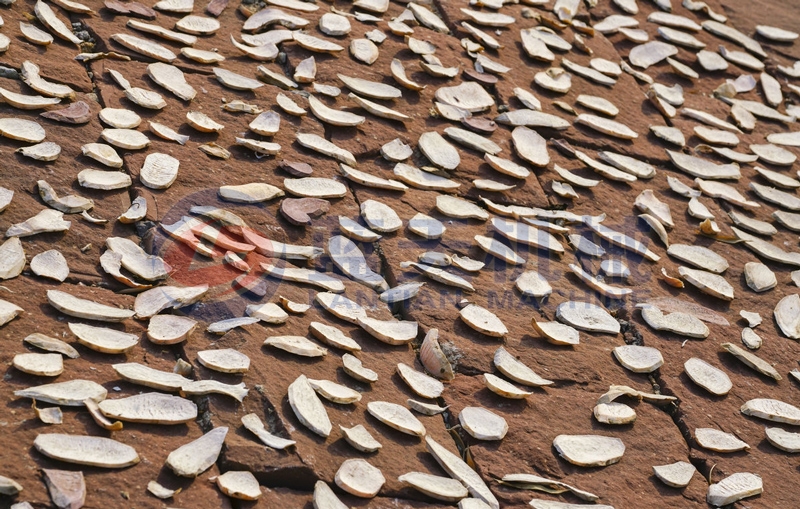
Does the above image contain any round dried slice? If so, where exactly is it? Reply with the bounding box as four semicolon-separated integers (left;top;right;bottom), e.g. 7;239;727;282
397;362;444;398
593;402;636;424
69;322;138;354
264;335;327;357
13;352;63;376
408;213;446;239
140;152;179;189
367;401;425;436
398;472;468;502
765;427;800;452
695;428;749;452
741;398;800;424
335;459;384;498
532;320;580;345
553;435;625;467
99;108;141;129
342;353;378;383
99;393;197;424
653;461;696;488
186;111;224;132
101;128;150;150
493;346;552;386
308;379;361;404
285;177;347;199
30;249;69;282
147;315;197;344
556;301;619;334
484;373;532;399
197;349;250;373
34;434;139;468
459;406;507;440
613;345;664;373
216;471;261;500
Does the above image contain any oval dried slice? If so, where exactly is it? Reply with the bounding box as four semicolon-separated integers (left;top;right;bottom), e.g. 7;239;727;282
140;152;179;189
113;362;190;391
69;322;138;353
101;128;150;150
308;379;361;404
342;353;378;383
186;111;223;132
24;333;79;358
165;427;227;477
147;62;196;101
197;349;250;373
397;362;444;398
613;345;664;373
111;33;176;62
765;427;800;452
99;393;197;424
532;320;580;345
216;471;261;501
47;290;134;322
484;373;532;399
556;301;619;334
99;108;141;129
264;335;327;357
34;434;139;468
707;473;762;506
367;401;425;436
695;427;749;452
399;472;468;502
288;374;331;437
357;316;417;345
15;379;106;406
553;435;625;467
176;15;220;34
460;303;508;337
493;346;552;386
459;406;508;440
741;398;800;424
13;352;63;376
